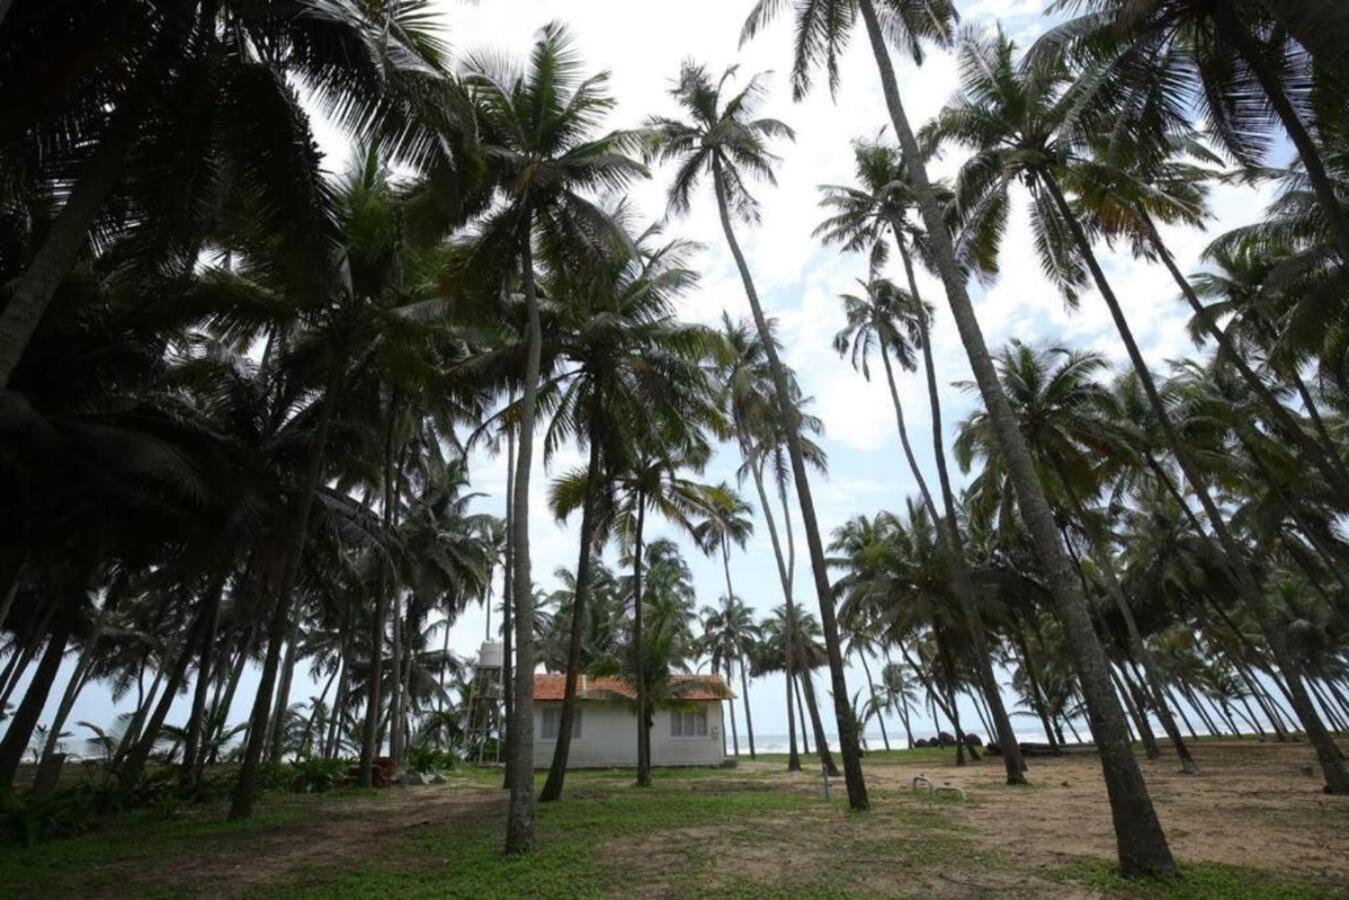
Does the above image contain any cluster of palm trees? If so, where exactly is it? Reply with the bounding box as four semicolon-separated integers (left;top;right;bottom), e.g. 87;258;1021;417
4;0;1349;879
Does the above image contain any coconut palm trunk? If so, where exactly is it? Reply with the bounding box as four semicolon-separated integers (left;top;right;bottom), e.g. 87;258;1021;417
0;87;142;388
540;396;605;802
855;650;889;751
1257;0;1349;88
230;359;345;820
721;537;756;759
505;221;543;853
712;164;866;808
501;420;515;787
0;622;71;788
181;576;223;790
889;235;1029;782
1012;615;1060;750
360;391;402;785
745;447;801;772
1040;171;1349;794
855;0;1173;871
631;491;652;787
1210;2;1349;265
1140;212;1349;502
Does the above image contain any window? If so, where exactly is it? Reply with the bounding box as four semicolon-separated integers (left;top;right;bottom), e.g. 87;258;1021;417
540;707;581;740
670;707;708;738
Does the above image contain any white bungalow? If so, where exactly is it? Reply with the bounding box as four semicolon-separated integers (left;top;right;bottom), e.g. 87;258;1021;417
531;673;731;769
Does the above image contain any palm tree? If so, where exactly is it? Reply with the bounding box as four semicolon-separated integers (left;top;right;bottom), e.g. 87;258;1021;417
1034;0;1349;265
537;216;719;801
692;483;759;759
742;1;1171;865
698;591;760;760
878;660;920;748
830;274;1029;782
0;0;461;387
932;29;1347;795
644;61;867;810
461;23;648;850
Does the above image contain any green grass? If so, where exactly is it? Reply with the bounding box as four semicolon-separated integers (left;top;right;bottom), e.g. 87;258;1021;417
0;788;389;898
269;781;817;898
1054;858;1337;899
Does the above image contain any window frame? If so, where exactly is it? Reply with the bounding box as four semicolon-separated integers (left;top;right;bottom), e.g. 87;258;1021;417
540;706;581;741
670;706;708;738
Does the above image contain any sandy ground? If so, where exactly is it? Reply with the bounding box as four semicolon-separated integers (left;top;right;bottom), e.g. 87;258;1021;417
842;740;1349;884
45;740;1349;897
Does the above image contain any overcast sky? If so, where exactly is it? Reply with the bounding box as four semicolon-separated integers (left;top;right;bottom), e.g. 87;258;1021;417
50;0;1280;751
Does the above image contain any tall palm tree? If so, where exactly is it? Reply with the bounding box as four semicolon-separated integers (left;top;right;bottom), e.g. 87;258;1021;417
537;217;719;801
698;591;760;760
932;29;1347;795
461;23;648;851
644;61;867;810
693;483;759;759
830;275;1029;781
742;1;1172;866
0;0;461;387
1035;0;1349;265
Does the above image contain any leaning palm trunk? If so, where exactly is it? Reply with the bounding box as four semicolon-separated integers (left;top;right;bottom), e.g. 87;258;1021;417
1140;212;1349;503
360;395;402;786
744;444;801;771
230;361;345;820
267;613;302;764
505;223;543;853
540;398;605;802
1210;3;1349;265
181;575;223;789
856;0;1173;872
712;164;866;808
1061;484;1198;772
632;496;653;788
721;539;756;759
0;623;71;788
0;83;142;388
1257;0;1349;88
747;453;825;774
855;651;889;751
1040;171;1349;795
880;243;1028;782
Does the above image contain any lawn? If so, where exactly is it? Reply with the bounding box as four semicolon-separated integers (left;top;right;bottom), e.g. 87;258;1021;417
2;742;1345;898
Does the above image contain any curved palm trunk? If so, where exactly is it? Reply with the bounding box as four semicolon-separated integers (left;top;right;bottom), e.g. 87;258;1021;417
1141;212;1349;503
856;0;1172;871
895;237;1029;782
360;392;402;786
776;482;839;775
267;613;302;764
719;537;756;759
505;225;543;853
1061;481;1198;772
0;623;70;788
713;165;865;808
1012;615;1059;750
793;672;812;754
745;445;801;771
540;399;605;802
501;421;515;786
1212;3;1349;265
181;577;223;789
1257;0;1349;88
725;659;741;757
1041;171;1349;795
632;494;652;787
856;649;889;751
230;359;344;820
736;656;756;759
0;97;139;388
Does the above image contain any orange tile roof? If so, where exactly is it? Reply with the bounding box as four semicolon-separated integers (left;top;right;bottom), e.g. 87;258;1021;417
532;673;732;702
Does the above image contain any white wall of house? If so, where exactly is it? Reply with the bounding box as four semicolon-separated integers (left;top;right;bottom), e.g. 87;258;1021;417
532;701;726;769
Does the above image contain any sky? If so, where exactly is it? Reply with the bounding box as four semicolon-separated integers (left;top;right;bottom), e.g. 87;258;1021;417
36;0;1282;753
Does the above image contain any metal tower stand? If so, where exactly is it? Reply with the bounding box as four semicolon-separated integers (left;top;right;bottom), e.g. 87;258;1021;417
463;641;504;764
